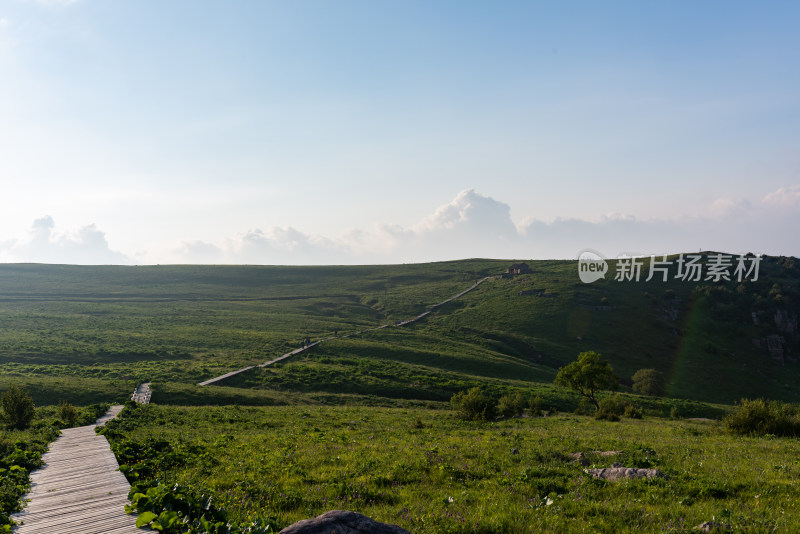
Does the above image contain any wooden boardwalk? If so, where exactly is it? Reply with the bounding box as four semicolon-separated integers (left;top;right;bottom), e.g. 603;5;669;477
197;275;497;386
12;406;146;534
131;382;151;404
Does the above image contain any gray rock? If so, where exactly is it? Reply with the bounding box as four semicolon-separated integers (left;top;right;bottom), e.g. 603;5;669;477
585;467;665;481
279;510;411;534
695;521;732;532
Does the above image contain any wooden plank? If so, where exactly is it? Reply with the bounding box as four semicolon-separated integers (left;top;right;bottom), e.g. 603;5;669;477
12;406;148;534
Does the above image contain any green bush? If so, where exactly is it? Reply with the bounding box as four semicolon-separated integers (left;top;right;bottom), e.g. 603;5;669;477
1;385;35;430
594;395;626;421
631;368;665;397
593;395;642;421
451;387;496;421
58;401;79;427
574;397;594;416
624;404;643;419
724;398;800;437
497;391;526;418
528;395;544;417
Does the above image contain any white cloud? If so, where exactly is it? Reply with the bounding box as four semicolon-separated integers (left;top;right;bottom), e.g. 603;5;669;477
1;216;130;264
708;197;751;218
763;185;800;208
414;189;518;239
3;186;800;265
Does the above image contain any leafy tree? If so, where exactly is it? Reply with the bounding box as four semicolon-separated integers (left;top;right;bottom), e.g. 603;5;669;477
554;351;618;410
451;387;496;421
632;368;665;397
1;384;35;430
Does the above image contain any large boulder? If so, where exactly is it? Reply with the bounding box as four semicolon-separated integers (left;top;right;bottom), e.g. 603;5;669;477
279;510;411;534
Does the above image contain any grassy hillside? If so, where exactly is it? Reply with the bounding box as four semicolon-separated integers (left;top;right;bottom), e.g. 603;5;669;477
0;256;797;406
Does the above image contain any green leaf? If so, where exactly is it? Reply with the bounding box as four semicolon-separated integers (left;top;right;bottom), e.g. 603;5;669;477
135;511;157;528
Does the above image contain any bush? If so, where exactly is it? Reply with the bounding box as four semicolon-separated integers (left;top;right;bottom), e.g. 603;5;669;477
451;387;496;421
58;401;79;427
497;391;526;418
574;397;594;416
724;398;800;437
624;404;643;419
528;395;544;417
1;385;35;430
631;368;665;397
594;395;626;421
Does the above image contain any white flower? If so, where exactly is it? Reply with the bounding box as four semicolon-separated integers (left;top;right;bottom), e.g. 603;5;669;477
545;497;554;506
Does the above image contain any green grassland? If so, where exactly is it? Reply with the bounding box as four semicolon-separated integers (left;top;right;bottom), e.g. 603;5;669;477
1;257;799;532
0;255;797;407
102;403;800;533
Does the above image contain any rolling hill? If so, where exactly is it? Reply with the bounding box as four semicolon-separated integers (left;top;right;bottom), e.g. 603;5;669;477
0;254;797;407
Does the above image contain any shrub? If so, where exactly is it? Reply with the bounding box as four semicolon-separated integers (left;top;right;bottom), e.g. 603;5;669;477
497;391;526;418
451;387;496;421
528;395;544;417
1;385;35;430
574;397;594;416
594;395;626;421
58;401;79;427
624;404;643;419
631;368;665;397
724;398;800;437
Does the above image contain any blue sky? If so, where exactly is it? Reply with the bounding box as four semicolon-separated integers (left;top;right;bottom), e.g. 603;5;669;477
1;1;799;264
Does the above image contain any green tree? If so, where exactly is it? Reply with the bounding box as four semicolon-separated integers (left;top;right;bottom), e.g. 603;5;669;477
632;368;665;396
554;351;618;410
1;384;35;430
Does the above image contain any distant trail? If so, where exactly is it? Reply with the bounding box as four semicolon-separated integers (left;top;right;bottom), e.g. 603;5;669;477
198;275;497;387
131;382;151;404
11;406;146;534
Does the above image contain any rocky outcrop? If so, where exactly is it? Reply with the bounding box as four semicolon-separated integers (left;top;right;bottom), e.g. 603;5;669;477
279;510;411;534
585;467;665;481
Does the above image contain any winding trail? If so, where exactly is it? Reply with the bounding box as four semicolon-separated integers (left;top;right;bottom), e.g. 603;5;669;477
198;275;496;386
11;405;146;534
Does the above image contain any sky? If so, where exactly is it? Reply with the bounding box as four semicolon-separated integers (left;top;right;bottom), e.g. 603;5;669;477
1;0;799;265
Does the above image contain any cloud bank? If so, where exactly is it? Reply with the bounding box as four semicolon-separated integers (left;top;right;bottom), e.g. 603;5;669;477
1;186;798;265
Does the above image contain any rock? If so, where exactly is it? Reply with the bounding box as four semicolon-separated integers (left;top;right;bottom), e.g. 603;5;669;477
592;450;622;456
695;521;732;532
279;510;411;534
585;467;665;481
